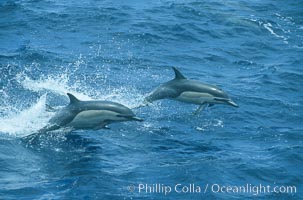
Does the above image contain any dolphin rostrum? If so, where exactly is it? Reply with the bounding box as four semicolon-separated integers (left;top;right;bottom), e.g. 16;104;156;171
144;67;238;114
37;93;143;133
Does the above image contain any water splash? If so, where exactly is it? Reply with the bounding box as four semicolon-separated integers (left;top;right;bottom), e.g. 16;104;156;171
16;73;93;100
196;119;224;132
18;68;146;106
0;94;53;137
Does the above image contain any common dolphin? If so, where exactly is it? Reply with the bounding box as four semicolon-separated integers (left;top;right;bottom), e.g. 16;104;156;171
36;93;143;133
144;67;238;114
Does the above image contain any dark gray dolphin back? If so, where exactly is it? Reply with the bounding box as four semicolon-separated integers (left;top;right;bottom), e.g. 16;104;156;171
167;79;229;99
67;93;134;114
169;68;228;98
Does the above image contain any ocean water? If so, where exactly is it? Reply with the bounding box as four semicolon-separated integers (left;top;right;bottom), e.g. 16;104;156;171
0;0;302;199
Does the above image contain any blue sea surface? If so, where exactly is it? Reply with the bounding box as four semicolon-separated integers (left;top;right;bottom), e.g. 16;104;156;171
0;0;302;199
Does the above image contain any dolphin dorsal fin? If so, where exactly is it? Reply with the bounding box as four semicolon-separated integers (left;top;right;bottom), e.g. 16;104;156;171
67;93;80;104
172;67;186;80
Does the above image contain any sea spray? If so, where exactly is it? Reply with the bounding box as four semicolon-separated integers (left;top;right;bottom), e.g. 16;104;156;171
0;94;53;137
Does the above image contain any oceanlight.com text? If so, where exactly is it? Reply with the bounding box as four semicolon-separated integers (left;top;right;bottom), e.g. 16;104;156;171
127;183;297;196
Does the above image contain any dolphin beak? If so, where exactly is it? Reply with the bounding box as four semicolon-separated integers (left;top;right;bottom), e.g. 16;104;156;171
227;100;239;108
132;117;144;122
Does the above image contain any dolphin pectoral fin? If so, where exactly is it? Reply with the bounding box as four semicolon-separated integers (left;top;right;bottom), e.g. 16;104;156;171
94;123;110;130
94;125;110;130
193;104;206;115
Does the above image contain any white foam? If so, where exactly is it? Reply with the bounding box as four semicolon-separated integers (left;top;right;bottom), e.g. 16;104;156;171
195;119;224;132
16;73;145;108
17;74;92;100
263;23;288;44
0;94;53;137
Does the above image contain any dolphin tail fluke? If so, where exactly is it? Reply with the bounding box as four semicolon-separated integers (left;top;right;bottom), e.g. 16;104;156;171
45;104;56;112
132;101;150;109
21;133;37;144
21;125;60;143
21;131;45;144
37;125;61;133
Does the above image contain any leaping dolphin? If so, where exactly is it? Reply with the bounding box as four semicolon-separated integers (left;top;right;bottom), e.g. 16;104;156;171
144;67;238;114
34;93;143;134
